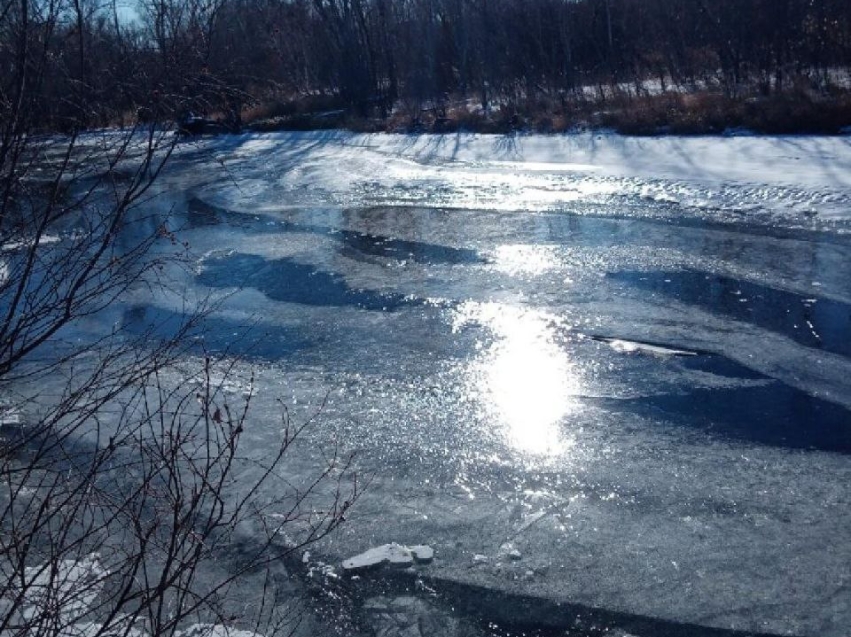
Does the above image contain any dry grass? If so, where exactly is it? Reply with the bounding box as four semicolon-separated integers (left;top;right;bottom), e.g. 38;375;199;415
242;85;851;136
586;90;851;134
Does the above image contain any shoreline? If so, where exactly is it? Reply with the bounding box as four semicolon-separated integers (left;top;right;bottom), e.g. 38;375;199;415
242;90;851;137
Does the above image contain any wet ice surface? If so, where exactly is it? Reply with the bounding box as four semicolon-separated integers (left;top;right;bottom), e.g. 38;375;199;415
39;133;851;635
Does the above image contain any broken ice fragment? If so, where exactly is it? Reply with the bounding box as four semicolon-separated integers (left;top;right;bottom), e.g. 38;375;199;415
594;336;697;357
176;624;265;637
498;542;522;561
341;543;435;572
409;545;434;564
20;554;108;624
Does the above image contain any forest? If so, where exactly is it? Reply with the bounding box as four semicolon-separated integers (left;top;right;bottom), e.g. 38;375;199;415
3;0;851;133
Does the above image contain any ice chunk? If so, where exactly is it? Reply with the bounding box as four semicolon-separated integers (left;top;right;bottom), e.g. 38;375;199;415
1;234;61;253
342;543;415;572
597;337;697;357
176;624;264;637
409;545;434;564
498;542;522;560
20;554;108;623
0;406;21;425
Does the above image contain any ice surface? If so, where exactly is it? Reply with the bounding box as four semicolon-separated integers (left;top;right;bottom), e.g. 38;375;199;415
362;596;458;637
19;554;108;625
17;132;851;636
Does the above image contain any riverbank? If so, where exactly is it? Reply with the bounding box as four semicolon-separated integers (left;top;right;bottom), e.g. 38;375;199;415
244;89;851;136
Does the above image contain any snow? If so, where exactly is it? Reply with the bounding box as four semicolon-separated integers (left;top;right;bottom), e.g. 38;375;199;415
189;129;851;191
12;556;266;637
167;131;851;237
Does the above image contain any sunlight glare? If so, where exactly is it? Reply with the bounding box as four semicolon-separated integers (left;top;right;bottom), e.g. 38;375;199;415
456;303;581;456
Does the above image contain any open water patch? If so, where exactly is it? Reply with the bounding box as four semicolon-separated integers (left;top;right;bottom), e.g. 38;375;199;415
585;338;850;452
609;269;851;357
594;379;851;454
337;229;484;265
197;252;421;311
121;304;310;361
428;576;787;637
187;198;485;265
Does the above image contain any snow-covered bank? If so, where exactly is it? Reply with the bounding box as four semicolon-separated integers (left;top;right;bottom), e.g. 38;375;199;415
169;131;851;236
335;131;851;189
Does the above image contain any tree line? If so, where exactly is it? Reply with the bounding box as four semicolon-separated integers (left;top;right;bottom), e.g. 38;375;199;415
287;0;851;116
3;0;851;131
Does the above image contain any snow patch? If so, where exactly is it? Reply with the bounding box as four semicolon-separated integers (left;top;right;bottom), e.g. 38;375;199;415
0;405;21;425
1;234;61;253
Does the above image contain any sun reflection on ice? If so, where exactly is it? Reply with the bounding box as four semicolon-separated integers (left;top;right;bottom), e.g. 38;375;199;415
454;302;582;456
492;245;560;276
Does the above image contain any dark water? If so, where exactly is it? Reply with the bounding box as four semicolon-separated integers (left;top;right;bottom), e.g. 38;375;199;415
610;269;851;357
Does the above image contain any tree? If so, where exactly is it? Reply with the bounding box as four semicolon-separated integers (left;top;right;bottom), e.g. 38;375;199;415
1;2;357;636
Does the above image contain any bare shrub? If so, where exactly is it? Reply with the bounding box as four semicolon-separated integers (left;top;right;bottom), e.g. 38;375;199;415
0;356;357;637
1;1;358;635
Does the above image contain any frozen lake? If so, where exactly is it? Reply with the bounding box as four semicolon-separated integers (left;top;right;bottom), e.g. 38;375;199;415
58;133;851;635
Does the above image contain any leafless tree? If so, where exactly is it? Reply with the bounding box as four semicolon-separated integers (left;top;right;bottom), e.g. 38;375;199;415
1;3;358;637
